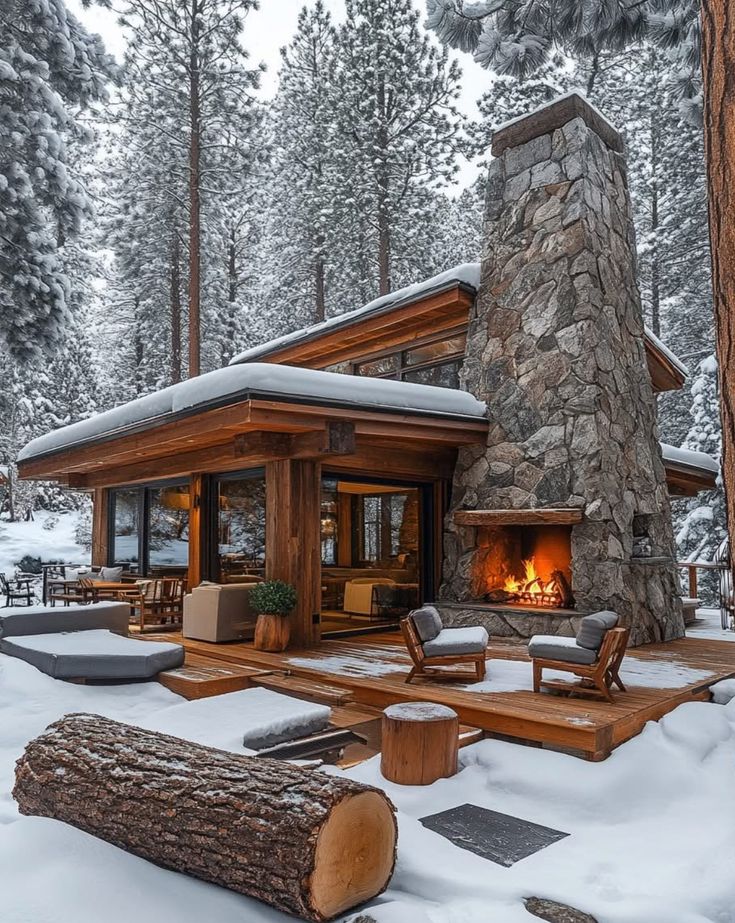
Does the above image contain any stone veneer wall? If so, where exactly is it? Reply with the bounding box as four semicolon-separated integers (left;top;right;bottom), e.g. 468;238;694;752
440;95;684;645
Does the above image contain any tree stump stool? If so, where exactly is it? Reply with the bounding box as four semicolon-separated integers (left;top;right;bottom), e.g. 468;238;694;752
381;702;459;785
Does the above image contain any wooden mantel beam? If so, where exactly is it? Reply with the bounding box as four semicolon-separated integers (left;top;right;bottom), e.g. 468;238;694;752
454;508;584;526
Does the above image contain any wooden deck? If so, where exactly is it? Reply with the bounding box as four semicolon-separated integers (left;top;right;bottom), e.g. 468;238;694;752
149;631;735;760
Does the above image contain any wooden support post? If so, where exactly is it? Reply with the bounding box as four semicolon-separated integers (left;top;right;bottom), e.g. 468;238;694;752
91;488;109;567
266;459;322;648
381;702;459;785
688;565;698;599
188;474;203;589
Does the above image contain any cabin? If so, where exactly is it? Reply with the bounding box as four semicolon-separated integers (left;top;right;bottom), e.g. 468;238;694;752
18;94;718;652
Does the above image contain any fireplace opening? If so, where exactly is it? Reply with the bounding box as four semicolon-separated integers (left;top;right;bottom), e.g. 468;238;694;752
470;524;574;610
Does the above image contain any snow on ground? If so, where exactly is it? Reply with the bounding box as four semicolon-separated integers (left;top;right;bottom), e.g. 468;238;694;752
688;607;735;642
0;625;734;920
0;511;87;581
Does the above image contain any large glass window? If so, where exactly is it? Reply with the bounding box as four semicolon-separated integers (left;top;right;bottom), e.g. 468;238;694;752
216;471;266;583
403;360;461;389
148;485;190;570
111;488;141;568
109;480;189;575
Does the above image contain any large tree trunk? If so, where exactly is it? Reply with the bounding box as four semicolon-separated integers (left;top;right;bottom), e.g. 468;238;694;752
188;0;201;378
14;714;397;923
701;0;735;575
170;233;182;384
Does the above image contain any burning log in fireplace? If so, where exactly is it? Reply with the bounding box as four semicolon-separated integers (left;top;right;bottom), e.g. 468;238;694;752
485;560;574;610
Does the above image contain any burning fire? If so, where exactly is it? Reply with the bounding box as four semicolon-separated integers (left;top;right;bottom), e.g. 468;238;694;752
497;556;567;608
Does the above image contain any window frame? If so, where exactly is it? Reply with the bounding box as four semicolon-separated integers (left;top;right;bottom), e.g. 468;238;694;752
350;325;467;386
108;476;190;574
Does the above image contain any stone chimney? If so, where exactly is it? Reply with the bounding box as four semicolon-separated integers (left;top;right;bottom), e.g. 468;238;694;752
442;94;684;645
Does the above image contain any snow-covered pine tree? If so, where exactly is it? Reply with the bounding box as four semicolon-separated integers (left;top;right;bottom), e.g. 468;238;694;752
113;0;263;377
263;2;340;326
672;354;725;602
0;0;115;361
332;0;466;297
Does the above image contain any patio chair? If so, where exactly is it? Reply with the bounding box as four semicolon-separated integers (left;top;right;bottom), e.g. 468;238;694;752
528;611;629;702
401;606;489;683
0;573;34;607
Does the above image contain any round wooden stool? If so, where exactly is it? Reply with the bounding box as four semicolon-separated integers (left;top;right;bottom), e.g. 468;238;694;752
381;702;459;785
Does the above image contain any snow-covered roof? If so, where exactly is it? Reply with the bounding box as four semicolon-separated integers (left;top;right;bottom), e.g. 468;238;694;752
228;263;481;366
660;442;719;477
18;363;487;463
645;328;689;377
229;262;687;377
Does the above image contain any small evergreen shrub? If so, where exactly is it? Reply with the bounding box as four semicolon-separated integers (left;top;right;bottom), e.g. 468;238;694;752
14;555;43;575
249;580;297;616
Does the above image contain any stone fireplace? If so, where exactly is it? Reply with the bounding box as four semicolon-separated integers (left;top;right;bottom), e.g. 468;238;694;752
440;94;685;645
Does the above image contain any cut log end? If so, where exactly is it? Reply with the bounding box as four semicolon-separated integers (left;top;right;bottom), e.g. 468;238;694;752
311;791;397;919
13;713;397;923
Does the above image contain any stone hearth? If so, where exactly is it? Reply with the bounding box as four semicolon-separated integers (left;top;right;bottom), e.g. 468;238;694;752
439;94;684;645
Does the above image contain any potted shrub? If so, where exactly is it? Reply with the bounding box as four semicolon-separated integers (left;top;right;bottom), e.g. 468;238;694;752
251;580;297;652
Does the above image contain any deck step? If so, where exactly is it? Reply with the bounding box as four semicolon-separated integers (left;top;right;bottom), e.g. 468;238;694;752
458;725;485;748
251;672;355;707
158;659;270;700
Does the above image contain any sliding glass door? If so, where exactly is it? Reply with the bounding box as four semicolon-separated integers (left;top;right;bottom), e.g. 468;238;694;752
320;475;433;636
210;469;266;583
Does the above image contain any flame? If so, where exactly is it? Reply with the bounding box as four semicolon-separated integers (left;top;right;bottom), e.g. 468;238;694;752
503;558;541;594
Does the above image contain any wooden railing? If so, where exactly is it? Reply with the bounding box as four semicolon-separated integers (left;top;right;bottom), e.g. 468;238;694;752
676;560;728;599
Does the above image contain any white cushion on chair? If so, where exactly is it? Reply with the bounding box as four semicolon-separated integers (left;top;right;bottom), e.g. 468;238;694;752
423;626;489;657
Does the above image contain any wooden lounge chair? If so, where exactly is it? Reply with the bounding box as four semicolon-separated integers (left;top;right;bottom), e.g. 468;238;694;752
401;606;488;684
529;613;630;702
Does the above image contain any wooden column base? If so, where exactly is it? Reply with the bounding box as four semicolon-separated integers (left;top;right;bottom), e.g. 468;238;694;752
381;702;459;785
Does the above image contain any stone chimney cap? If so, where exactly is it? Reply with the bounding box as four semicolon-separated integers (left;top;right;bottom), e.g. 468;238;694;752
491;91;624;158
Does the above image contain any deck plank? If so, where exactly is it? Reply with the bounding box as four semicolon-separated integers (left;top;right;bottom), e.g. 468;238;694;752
151;632;735;759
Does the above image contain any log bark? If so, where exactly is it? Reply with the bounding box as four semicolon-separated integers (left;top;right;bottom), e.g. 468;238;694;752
701;0;735;577
381;702;458;785
14;714;397;922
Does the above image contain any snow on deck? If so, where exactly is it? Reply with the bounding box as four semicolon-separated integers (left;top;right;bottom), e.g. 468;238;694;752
19;361;487;462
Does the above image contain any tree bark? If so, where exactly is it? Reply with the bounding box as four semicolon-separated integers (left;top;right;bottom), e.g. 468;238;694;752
170;233;182;384
188;0;201;378
376;75;391;296
14;714;397;923
701;0;735;575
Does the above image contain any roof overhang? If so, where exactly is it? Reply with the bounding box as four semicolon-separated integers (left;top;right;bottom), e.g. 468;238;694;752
18;393;488;488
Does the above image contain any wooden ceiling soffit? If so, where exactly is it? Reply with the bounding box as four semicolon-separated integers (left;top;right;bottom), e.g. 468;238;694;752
664;463;717;497
644;338;685;393
262;286;474;367
454;508;584;526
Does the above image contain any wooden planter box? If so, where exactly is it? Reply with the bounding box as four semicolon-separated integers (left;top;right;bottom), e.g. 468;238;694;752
254;612;291;652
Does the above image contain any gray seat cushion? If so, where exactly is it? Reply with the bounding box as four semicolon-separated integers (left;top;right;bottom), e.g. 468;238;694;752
575;610;619;651
0;629;184;680
528;635;598;665
423;626;489;657
411;606;443;642
0;602;129;639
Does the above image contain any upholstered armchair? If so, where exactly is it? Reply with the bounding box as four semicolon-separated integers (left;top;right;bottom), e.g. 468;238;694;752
183;582;259;643
342;577;396;617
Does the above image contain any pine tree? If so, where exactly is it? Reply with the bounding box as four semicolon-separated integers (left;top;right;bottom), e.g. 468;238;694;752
265;2;339;325
332;0;466;296
114;0;263;377
0;0;114;361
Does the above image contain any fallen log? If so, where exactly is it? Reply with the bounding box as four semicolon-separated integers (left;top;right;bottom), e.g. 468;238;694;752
13;713;397;922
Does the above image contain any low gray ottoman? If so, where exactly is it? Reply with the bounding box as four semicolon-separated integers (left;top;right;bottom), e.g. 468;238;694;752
0;629;184;680
0;602;129;638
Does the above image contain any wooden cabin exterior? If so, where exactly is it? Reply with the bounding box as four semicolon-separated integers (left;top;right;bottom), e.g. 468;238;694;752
17;263;718;649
